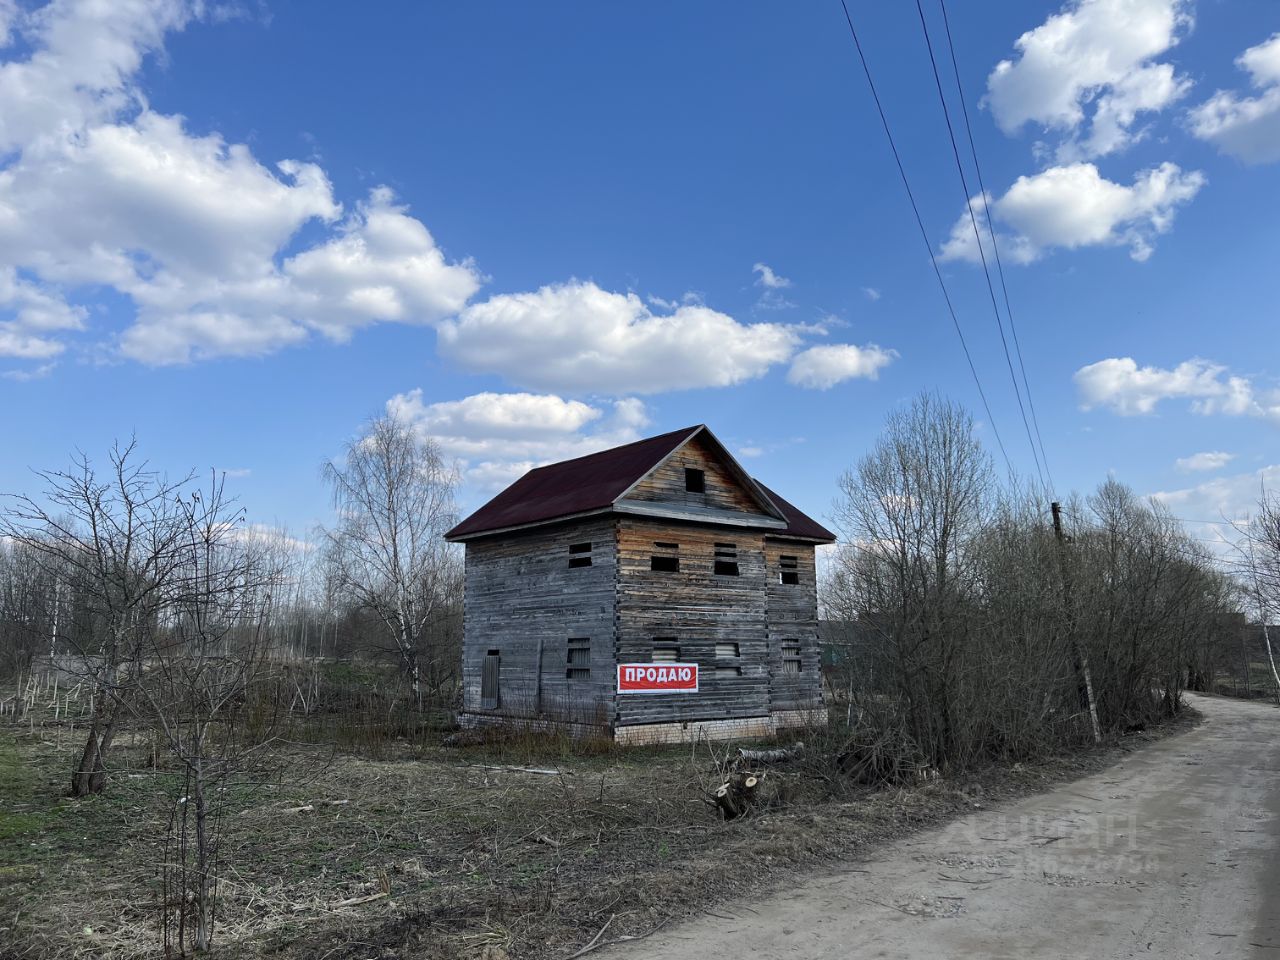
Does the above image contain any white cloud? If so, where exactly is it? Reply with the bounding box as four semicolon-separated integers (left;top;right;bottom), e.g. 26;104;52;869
1175;451;1235;473
786;343;896;390
751;263;795;310
1075;356;1280;422
752;263;791;289
437;280;802;395
1;361;55;381
1188;33;1280;165
986;0;1193;160
0;267;86;358
0;0;480;369
388;389;652;491
862;287;881;301
940;162;1203;264
1151;464;1280;553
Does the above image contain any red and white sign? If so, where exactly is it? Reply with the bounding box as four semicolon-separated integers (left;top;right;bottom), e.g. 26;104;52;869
617;663;699;694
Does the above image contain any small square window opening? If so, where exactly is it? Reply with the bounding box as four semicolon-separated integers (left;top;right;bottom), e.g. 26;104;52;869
568;542;592;568
684;468;705;493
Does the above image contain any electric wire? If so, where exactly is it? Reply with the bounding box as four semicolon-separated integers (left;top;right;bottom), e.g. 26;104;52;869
913;0;1048;497
836;0;1015;478
936;0;1056;495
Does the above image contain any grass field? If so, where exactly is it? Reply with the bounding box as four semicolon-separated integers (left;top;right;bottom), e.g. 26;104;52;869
0;707;1195;960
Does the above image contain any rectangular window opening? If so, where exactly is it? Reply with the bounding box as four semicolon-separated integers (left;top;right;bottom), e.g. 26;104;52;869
779;555;799;585
782;640;802;674
652;642;680;662
714;543;739;577
650;555;680;573
684;468;705;493
566;638;591;680
715;641;740;659
568;542;593;568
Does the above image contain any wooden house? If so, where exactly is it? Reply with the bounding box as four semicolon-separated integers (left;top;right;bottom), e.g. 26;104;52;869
444;425;836;744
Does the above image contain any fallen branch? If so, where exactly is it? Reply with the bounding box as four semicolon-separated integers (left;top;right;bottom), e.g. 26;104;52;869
568;917;671;959
567;914;614;959
329;891;388;910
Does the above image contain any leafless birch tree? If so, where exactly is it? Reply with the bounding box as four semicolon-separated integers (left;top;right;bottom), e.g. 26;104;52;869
320;414;461;707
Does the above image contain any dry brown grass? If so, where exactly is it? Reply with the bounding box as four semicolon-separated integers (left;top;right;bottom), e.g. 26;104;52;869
0;707;1199;960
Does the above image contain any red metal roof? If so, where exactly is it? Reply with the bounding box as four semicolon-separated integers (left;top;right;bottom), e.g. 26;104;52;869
445;424;835;543
445;426;700;539
752;480;836;542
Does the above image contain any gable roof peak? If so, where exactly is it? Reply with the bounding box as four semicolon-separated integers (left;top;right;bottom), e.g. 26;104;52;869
444;422;833;542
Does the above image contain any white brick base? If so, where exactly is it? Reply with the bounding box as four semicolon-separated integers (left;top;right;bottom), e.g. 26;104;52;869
614;708;828;746
459;707;828;746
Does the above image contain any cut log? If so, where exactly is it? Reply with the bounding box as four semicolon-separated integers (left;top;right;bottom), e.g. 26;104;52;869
736;742;805;765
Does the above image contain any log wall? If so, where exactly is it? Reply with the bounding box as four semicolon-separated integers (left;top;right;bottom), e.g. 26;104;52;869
764;538;824;711
461;516;617;724
614;517;771;727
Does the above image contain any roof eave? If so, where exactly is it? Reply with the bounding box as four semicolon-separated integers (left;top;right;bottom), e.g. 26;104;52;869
444;506;615;543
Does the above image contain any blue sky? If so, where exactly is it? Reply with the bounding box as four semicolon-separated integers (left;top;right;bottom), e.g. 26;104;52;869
0;0;1277;548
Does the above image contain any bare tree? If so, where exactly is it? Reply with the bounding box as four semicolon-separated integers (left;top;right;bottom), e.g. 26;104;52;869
135;475;284;955
831;392;995;766
1243;489;1280;702
1;441;190;795
824;393;1237;774
320;414;461;707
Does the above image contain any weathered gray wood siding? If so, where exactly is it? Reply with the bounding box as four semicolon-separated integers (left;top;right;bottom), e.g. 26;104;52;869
622;434;763;514
764;539;823;711
614;518;771;727
461;517;617;725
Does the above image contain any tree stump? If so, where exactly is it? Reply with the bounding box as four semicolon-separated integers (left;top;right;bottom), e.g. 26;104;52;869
712;772;761;820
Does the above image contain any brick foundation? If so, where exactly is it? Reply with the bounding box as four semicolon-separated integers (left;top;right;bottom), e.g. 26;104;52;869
460;706;828;746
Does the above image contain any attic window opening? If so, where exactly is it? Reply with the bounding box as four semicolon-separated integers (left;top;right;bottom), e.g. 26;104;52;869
715;641;740;659
568;542;593;568
714;543;739;577
567;638;591;680
684;468;706;493
779;555;799;586
782;640;802;674
652;642;680;662
651;542;679;573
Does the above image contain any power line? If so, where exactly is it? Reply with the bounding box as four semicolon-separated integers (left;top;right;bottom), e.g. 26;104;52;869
913;0;1047;497
836;0;1015;478
935;0;1056;496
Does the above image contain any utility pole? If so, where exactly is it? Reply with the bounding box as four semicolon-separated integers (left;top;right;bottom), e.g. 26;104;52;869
1052;502;1101;744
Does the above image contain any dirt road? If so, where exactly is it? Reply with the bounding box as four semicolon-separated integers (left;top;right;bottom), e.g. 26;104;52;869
603;695;1280;960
